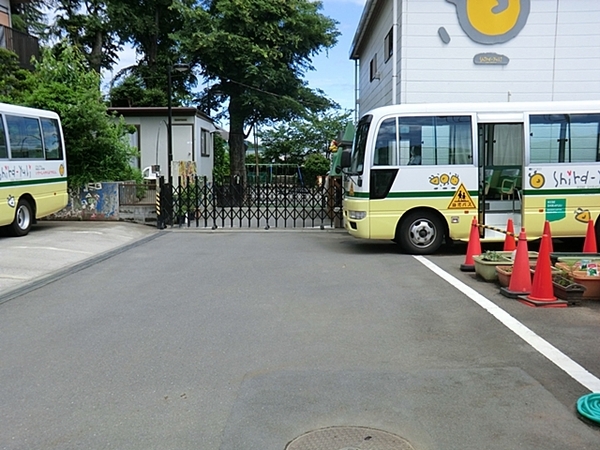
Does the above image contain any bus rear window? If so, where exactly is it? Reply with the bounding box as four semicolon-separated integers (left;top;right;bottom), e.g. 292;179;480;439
41;118;63;160
0;116;6;159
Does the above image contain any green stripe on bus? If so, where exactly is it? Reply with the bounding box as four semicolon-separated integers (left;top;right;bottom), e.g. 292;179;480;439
523;188;600;196
0;177;66;188
347;190;478;199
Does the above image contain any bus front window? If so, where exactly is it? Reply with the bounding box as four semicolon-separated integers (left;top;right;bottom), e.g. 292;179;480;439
350;115;372;175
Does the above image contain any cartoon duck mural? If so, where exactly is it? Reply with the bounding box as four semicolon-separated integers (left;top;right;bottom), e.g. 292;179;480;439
446;0;530;44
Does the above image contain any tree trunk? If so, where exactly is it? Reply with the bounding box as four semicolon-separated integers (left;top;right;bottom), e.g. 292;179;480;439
228;94;247;187
89;30;103;74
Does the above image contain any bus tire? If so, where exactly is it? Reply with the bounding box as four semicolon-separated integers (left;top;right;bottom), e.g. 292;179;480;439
397;211;444;255
8;198;33;237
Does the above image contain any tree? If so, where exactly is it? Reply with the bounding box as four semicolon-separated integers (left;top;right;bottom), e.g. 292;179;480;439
303;152;330;187
107;74;167;107
260;107;352;164
10;0;48;37
51;0;122;73
0;44;139;186
107;0;195;96
175;0;339;185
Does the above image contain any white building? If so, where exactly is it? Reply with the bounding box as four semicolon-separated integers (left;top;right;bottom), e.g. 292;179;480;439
351;0;600;114
108;107;219;183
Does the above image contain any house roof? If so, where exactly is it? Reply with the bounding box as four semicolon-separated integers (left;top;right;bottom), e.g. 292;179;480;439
349;0;380;60
107;106;214;123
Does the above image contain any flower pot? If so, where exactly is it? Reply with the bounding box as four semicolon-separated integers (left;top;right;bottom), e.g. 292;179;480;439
473;255;512;281
571;271;600;300
550;252;600;265
496;265;513;287
552;274;586;303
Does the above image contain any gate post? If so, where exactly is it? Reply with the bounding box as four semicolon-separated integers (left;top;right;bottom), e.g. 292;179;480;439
156;176;164;229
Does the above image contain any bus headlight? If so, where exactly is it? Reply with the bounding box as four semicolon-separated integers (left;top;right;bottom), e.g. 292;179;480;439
348;211;367;220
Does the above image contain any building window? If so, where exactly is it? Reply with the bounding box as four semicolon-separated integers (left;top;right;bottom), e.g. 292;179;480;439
384;27;393;62
201;129;210;157
128;125;140;169
369;54;378;82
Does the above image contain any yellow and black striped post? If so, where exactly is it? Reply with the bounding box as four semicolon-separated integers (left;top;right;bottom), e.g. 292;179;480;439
477;223;516;237
156;176;164;229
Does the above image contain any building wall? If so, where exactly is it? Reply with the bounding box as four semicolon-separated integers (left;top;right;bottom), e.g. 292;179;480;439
357;0;395;113
0;0;10;28
354;0;600;113
118;113;214;182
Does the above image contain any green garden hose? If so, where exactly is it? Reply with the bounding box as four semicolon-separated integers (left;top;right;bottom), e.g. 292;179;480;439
577;393;600;424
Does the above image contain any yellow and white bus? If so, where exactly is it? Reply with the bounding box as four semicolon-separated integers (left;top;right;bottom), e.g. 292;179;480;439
341;100;600;254
0;103;68;236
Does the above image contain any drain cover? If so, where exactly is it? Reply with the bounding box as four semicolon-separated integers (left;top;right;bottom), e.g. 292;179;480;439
285;426;415;450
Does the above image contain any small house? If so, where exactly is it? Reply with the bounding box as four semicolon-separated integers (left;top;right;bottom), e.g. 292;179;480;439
108;106;221;183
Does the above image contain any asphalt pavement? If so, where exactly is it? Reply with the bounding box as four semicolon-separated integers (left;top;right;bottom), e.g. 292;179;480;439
1;223;599;449
0;221;159;303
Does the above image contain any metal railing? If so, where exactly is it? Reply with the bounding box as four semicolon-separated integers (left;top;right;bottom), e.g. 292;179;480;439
157;176;344;230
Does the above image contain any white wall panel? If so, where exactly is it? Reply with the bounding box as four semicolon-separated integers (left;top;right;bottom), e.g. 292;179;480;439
354;0;600;113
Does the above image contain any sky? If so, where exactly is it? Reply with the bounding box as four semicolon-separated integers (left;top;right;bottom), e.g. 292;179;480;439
104;0;366;117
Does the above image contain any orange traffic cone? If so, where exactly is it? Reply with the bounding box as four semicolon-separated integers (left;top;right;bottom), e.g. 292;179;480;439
543;220;554;254
503;218;516;252
460;217;481;272
500;228;531;298
583;220;597;253
519;233;567;308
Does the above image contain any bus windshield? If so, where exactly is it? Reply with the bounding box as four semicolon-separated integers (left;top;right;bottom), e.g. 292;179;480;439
350;115;371;175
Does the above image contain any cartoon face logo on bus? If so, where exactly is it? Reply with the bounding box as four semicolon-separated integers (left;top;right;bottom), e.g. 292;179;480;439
446;0;530;44
528;170;545;189
429;173;460;189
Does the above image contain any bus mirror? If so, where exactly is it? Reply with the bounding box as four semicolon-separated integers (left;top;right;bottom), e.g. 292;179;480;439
340;150;351;168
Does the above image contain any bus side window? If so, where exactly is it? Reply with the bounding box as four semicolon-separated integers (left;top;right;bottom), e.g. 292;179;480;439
373;118;397;166
0;115;7;159
41;118;63;160
6;115;44;159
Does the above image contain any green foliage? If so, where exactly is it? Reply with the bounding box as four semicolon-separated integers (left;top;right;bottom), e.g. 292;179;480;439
108;75;167;107
303;152;330;187
0;49;32;100
213;134;230;184
10;0;47;37
174;0;340;181
261;107;351;165
52;0;122;72
0;44;140;187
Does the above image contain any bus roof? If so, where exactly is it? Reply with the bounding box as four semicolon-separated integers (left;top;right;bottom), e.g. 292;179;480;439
0;102;61;119
362;100;600;119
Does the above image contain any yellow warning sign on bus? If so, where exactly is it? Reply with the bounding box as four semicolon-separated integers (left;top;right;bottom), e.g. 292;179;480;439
448;183;476;210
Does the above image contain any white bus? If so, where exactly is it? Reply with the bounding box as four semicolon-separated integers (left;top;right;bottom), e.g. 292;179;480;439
0;103;68;236
341;100;600;254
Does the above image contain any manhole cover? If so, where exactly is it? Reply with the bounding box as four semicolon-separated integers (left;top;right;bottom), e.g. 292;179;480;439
285;426;415;450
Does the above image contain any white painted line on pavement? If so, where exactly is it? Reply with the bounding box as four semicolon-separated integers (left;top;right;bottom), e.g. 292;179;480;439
415;255;600;393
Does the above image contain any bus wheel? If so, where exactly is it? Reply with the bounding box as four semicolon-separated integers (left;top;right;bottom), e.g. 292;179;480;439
398;211;444;255
8;198;33;237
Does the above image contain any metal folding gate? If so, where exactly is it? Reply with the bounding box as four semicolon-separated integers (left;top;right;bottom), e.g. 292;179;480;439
156;176;344;230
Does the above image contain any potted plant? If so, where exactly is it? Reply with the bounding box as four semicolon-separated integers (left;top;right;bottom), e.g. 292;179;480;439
552;273;586;303
473;251;513;282
496;265;513;287
571;268;600;300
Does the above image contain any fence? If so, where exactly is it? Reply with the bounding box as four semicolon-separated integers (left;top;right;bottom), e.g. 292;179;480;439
157;176;344;229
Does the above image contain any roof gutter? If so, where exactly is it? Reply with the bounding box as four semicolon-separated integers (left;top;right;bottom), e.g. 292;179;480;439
349;0;379;60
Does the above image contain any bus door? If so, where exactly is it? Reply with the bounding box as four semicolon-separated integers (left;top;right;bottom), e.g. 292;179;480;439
477;117;524;240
